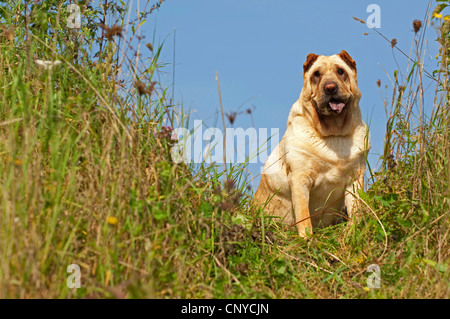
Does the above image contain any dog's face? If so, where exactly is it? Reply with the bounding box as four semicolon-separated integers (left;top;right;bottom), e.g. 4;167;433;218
302;50;361;117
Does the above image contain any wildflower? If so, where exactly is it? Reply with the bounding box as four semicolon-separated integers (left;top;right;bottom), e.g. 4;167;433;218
158;125;177;145
226;111;237;125
135;81;147;96
413;19;422;34
246;105;256;114
161;126;174;132
224;179;235;192
213;185;222;195
148;81;157;96
433;13;442;19
135;81;157;96
107;216;118;225
35;59;62;70
0;25;14;42
219;201;233;212
390;38;397;48
99;24;123;41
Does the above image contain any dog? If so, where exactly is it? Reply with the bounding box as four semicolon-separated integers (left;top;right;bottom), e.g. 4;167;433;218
253;50;370;238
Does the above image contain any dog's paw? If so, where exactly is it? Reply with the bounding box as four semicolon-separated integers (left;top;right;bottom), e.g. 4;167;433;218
297;226;312;238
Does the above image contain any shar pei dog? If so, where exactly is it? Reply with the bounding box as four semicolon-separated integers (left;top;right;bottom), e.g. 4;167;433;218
254;50;370;238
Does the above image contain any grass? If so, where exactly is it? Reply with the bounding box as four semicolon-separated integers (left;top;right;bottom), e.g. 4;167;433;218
0;0;448;298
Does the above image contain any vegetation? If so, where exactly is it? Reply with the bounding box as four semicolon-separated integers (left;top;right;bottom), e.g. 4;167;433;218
0;0;448;298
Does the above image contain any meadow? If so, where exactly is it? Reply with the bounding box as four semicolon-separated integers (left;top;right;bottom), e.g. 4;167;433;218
0;0;448;298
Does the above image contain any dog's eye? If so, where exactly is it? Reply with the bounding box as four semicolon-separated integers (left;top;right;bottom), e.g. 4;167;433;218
313;71;320;77
337;68;345;75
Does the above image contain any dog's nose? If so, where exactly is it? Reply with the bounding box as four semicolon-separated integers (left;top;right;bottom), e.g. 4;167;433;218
324;82;338;95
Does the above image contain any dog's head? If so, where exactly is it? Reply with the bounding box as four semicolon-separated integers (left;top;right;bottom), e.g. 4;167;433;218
302;50;361;118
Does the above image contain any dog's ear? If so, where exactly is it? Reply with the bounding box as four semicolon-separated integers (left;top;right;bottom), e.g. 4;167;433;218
338;50;357;73
303;53;319;74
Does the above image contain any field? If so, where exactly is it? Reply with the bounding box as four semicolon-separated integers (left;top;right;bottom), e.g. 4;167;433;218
0;0;448;298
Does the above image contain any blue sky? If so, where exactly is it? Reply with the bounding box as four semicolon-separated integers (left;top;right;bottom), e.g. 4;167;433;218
142;0;440;190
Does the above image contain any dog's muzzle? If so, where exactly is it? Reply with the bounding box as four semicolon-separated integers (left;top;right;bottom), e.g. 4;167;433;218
322;82;348;114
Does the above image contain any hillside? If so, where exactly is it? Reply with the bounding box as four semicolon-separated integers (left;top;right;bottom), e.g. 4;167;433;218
0;0;448;298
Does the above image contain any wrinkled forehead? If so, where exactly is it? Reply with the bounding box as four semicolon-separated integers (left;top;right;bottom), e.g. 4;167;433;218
307;55;354;74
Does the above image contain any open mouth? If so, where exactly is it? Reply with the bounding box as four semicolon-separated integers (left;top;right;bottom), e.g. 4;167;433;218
328;98;347;114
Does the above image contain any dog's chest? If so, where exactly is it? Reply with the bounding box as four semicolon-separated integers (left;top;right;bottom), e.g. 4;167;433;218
319;136;364;175
286;125;366;184
289;126;365;163
314;159;355;186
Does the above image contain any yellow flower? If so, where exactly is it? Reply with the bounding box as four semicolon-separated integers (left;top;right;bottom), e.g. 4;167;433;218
444;15;450;21
434;13;442;19
355;256;365;263
107;216;118;225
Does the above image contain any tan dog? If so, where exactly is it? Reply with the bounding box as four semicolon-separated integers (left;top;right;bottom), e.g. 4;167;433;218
254;50;370;238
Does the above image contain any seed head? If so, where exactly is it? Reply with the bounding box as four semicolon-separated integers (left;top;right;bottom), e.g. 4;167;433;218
413;20;422;34
99;24;123;41
226;112;237;125
390;38;398;48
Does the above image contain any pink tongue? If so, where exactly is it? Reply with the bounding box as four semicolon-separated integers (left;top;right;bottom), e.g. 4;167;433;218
329;102;345;113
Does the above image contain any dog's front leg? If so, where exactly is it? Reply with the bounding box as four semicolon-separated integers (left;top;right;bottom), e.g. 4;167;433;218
345;168;365;221
288;173;313;237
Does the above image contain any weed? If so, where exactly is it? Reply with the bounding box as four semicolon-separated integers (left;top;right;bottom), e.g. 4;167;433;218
0;0;448;299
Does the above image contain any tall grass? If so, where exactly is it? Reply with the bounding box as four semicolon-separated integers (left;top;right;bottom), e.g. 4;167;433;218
0;0;448;298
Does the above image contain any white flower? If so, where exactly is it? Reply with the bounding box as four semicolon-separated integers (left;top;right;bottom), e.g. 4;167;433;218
35;59;62;70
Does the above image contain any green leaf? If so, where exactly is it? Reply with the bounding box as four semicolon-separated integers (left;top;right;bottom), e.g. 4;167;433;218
139;19;147;27
434;3;448;14
407;62;418;84
373;195;390;207
277;265;286;274
357;189;370;202
396;215;411;228
385;193;399;203
422;259;448;273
